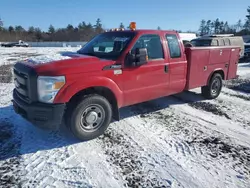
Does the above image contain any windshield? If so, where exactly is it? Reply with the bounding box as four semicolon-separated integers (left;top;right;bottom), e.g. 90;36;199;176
77;31;136;60
191;39;212;47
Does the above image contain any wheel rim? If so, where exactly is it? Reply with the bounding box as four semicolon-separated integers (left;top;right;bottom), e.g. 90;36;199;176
80;104;105;132
211;78;221;95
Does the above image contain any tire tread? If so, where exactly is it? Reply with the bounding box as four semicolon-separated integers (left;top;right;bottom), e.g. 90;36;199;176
66;94;112;141
201;73;222;99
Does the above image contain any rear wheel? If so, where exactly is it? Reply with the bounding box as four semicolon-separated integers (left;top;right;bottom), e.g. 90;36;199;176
66;94;112;141
201;73;222;99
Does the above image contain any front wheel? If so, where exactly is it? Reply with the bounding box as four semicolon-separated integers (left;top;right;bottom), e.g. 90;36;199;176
201;73;223;99
67;94;112;141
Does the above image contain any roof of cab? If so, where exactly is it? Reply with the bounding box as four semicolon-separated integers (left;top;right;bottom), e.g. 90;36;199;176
106;29;179;35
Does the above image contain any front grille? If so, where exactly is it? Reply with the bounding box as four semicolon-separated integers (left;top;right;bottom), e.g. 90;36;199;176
13;62;38;103
14;69;30;102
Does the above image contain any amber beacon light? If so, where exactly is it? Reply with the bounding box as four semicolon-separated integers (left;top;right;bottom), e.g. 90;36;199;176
129;22;136;30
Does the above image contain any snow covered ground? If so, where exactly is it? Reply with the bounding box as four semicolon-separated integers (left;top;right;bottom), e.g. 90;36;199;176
0;47;250;188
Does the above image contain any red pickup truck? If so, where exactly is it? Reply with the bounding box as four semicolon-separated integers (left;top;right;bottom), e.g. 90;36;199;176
12;23;240;141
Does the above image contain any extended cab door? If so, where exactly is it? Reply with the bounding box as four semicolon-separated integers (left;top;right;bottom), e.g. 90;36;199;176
164;33;187;94
122;33;170;106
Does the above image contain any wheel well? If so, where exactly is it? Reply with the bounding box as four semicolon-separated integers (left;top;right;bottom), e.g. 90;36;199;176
67;87;120;121
208;70;225;84
214;70;225;80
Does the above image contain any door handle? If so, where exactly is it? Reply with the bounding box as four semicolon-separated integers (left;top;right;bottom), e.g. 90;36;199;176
164;65;169;73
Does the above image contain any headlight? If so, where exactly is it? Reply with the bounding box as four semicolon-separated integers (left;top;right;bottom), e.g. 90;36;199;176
37;76;65;103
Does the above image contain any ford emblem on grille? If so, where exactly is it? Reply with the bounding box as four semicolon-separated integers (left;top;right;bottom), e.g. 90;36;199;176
14;79;20;88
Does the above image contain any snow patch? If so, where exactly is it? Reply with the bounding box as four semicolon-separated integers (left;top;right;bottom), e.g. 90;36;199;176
0;47;79;66
25;53;72;65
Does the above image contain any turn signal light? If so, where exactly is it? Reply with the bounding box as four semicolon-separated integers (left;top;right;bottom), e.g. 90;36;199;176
54;81;65;89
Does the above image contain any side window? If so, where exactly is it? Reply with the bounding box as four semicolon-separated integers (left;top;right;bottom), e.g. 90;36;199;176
165;34;181;58
211;39;218;46
224;38;230;46
230;38;238;46
132;34;164;60
218;39;225;46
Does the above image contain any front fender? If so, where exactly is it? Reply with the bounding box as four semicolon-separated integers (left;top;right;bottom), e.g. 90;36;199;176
54;76;124;107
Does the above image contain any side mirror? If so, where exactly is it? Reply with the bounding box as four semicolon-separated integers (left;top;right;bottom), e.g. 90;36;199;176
125;48;148;67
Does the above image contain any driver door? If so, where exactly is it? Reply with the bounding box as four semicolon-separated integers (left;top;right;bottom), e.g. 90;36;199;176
122;34;170;106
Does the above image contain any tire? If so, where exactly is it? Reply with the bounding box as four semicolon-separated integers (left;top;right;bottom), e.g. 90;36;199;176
201;73;223;99
67;94;112;141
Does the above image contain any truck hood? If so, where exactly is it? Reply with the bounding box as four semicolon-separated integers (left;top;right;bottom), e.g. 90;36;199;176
21;51;115;75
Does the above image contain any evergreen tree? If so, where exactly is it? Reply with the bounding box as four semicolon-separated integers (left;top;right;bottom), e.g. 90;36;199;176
94;18;103;34
199;19;206;36
78;21;87;30
205;20;212;34
28;26;35;34
219;21;224;34
236;19;242;32
214;18;220;34
66;24;74;31
15;25;25;32
211;21;215;33
0;18;3;31
48;25;55;33
86;23;94;30
230;24;237;34
94;18;102;28
244;20;250;31
8;26;14;33
119;22;125;29
244;6;250;31
224;22;229;34
34;28;42;41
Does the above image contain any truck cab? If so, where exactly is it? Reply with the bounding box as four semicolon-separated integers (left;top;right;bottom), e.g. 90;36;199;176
12;22;240;141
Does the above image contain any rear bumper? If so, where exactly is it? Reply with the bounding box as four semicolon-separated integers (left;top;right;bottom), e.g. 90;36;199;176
12;89;66;130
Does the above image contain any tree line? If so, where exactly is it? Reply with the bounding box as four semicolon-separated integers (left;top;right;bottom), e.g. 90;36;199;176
0;18;126;42
198;6;250;36
0;6;250;42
